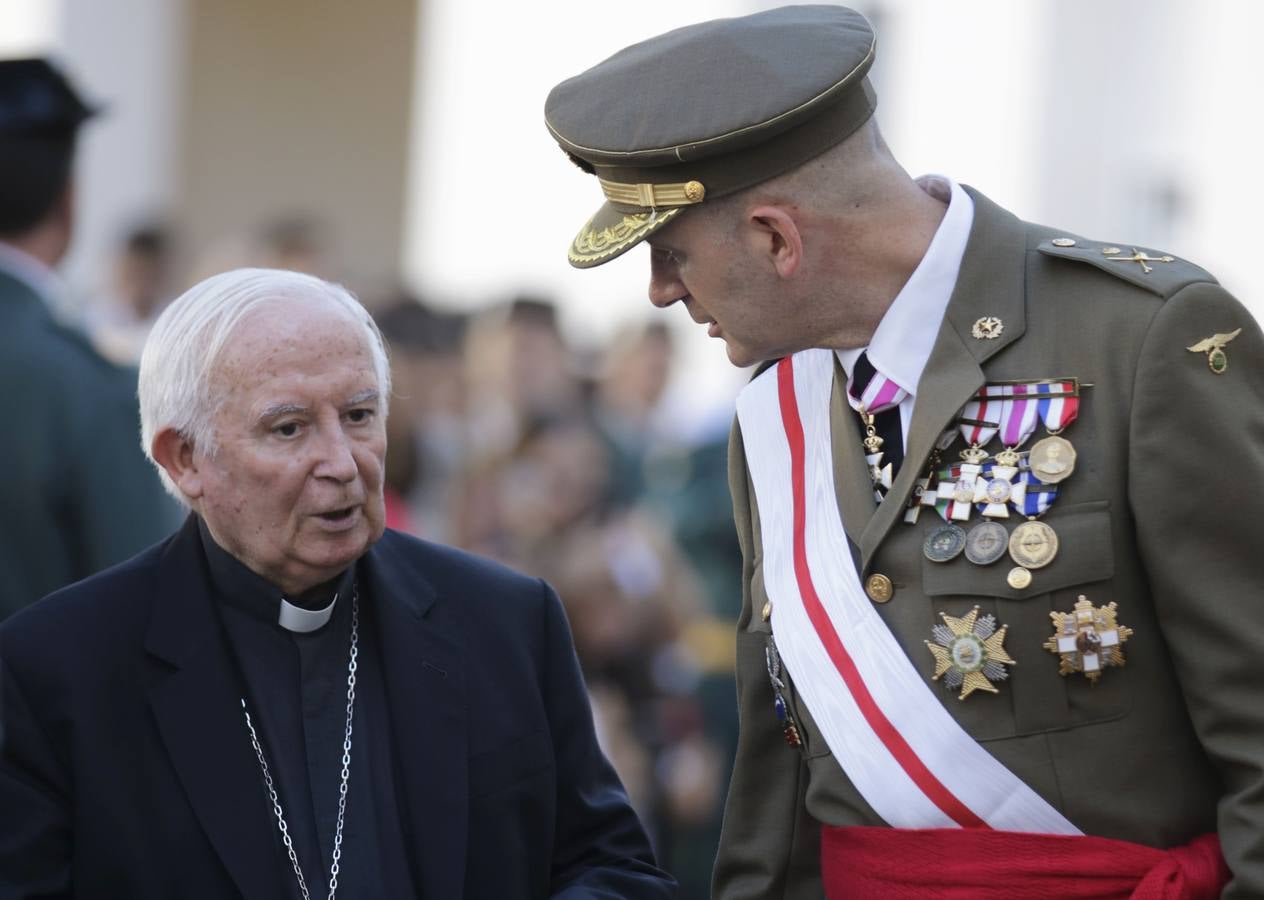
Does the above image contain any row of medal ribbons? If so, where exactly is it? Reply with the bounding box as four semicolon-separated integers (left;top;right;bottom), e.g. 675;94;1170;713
906;379;1081;591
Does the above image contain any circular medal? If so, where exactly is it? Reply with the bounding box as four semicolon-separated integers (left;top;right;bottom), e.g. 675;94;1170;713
965;521;1009;565
1009;520;1059;569
984;476;1013;504
1007;566;1033;590
1028;436;1077;484
951;478;975;504
924;523;967;563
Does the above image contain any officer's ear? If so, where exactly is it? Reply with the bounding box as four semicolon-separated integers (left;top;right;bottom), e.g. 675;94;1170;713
151;427;205;502
745;205;803;279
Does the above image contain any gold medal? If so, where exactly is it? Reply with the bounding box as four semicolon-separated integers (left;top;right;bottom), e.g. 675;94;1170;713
1043;595;1134;683
1028;435;1076;484
925;606;1015;700
1009;520;1059;569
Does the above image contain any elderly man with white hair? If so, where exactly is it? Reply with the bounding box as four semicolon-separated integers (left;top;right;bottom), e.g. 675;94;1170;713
0;268;675;899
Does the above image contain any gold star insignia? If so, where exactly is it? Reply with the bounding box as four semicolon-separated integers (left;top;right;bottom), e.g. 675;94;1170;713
925;606;1016;700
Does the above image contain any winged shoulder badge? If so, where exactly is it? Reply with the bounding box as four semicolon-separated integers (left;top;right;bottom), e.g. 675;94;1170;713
1187;328;1242;375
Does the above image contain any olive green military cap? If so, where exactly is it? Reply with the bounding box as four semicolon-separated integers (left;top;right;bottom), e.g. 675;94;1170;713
545;4;876;268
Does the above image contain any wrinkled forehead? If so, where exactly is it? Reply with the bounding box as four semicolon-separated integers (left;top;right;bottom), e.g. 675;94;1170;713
211;295;378;396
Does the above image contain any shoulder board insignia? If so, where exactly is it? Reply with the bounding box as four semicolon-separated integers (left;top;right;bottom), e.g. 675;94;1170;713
1037;237;1215;298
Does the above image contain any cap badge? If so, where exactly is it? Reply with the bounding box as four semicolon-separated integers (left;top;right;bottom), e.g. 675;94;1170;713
971;317;1004;340
1107;247;1176;274
1043;595;1133;683
569;209;680;266
1187;328;1242;375
925;606;1015;700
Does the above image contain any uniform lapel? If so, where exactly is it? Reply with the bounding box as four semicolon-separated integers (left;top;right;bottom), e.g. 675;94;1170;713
145;517;286;900
858;188;1030;571
365;535;469;899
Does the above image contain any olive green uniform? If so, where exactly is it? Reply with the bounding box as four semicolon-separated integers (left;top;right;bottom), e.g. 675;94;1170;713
715;189;1264;899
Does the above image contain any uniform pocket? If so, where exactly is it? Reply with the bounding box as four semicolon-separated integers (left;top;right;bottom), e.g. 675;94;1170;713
919;500;1128;740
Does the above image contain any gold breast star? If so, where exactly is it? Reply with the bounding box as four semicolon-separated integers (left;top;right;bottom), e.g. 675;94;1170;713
925;606;1016;700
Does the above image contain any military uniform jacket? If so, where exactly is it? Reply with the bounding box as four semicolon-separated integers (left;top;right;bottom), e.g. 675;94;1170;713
0;269;175;618
714;189;1264;899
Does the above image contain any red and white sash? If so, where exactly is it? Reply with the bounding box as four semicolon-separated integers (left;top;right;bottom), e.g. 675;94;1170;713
735;349;1079;833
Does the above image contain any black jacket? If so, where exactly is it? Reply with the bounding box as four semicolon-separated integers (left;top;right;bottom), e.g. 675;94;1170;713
0;516;674;898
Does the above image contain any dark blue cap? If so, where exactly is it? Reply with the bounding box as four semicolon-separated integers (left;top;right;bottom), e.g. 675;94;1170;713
0;57;99;137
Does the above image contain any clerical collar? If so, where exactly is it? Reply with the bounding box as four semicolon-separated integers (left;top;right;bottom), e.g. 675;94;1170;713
197;516;354;633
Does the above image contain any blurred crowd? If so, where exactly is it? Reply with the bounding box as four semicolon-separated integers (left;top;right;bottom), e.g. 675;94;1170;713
65;215;744;898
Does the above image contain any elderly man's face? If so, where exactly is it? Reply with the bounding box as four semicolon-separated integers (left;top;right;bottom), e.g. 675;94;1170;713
196;300;387;595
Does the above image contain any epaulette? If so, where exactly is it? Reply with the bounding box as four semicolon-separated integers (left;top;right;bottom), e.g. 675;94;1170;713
1036;235;1216;299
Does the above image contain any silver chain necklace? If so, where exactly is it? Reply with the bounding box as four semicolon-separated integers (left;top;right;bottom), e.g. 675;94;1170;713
241;584;359;900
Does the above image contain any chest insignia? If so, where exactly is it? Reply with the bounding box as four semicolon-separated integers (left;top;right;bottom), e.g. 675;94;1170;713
925;606;1015;700
1187;328;1242;375
1043;595;1133;683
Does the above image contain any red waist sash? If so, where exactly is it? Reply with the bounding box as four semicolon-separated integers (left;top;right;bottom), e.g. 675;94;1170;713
821;826;1230;899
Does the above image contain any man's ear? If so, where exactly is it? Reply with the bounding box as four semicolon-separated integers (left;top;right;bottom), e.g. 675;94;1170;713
746;205;803;278
151;427;204;502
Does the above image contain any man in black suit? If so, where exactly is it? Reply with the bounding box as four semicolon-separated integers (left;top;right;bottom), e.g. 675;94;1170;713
0;267;674;899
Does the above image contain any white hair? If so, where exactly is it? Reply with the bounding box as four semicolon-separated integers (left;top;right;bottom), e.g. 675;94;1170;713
138;267;391;502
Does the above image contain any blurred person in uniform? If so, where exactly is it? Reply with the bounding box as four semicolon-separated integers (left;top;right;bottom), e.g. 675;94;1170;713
547;6;1264;898
0;267;675;899
0;58;175;619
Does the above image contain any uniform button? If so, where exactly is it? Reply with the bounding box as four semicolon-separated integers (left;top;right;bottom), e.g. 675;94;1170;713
1051;237;1076;247
865;573;894;604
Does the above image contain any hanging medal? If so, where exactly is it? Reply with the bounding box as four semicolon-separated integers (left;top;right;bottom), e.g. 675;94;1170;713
845;368;909;503
1027;380;1080;484
906;427;957;524
934;394;999;521
977;383;1041;517
923;460;969;562
1005;462;1062;589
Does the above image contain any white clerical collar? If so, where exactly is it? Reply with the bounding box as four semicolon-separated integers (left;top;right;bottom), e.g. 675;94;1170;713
278;593;339;633
835;174;974;397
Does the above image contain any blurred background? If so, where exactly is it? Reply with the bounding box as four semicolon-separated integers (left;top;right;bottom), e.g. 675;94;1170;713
4;0;1262;894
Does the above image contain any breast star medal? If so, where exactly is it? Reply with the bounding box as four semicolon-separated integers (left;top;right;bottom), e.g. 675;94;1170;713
1043;595;1133;683
1187;328;1242;375
925;607;1015;700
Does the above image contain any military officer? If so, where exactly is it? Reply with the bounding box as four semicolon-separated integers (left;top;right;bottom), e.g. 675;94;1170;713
546;6;1264;898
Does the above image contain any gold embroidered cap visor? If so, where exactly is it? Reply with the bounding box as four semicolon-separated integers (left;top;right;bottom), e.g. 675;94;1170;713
546;5;878;268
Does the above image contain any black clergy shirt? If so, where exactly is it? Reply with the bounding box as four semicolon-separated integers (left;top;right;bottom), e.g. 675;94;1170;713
198;518;417;898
